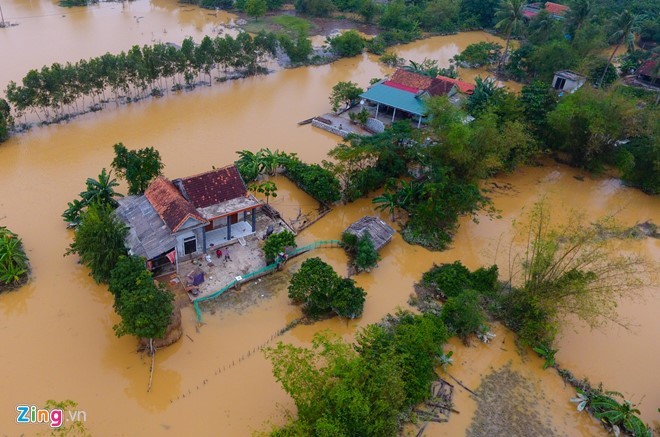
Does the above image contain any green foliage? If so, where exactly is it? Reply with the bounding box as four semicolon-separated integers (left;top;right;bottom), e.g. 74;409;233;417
65;202;128;284
494;0;527;71
358;0;378;24
459;0;499;28
0;227;29;287
547;86;650;171
43;399;90;436
5;33;278;123
112;268;174;340
263;230;296;264
620;136;660;195
248;180;278;204
328;30;366;58
404;58;456;78
379;52;404;67
519;81;558;137
284;161;341;204
288;257;365;319
272;15;312;34
235;148;294;181
108;255;147;307
342;232;380;272
452;42;503;67
111;143;164;195
0;98;13;143
422;261;499;299
348;108;370;126
588;58;619;87
532;343;558;369
62;168;124;225
421;0;460;33
441;289;486;340
278;32;313;64
590;394;651;437
200;0;234;9
294;0;335;16
329;81;364;112
245;0;267;20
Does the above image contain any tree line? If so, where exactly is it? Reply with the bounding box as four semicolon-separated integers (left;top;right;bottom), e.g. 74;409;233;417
3;32;278;129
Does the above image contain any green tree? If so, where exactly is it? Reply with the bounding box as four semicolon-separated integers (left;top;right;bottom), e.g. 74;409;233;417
441;289;486;340
43;399;90;436
519;80;558;137
263;230;296;264
245;0;267;20
111;143;164;195
494;0;526;72
113;268;174;340
452;42;502;67
288;257;338;315
330;277;366;319
598;10;642;88
0;98;13;143
65;202;128;284
248;180;278;204
328;30;366;58
566;0;592;37
108;255;147;307
329;81;364;112
278;32;313;64
372;192;398;220
294;0;335;16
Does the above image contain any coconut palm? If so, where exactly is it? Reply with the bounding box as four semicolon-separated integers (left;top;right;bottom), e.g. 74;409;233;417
81;168;123;208
495;0;527;72
566;0;592;37
598;10;643;88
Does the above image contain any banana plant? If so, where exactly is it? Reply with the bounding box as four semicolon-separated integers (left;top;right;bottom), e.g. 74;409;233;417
570;389;590;412
438;351;453;371
532;343;557;369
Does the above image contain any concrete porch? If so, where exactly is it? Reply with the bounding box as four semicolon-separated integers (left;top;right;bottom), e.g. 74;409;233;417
206;221;255;248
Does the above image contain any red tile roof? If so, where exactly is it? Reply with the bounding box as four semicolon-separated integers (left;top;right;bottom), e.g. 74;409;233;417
426;79;455;96
434;75;475;94
382;80;419;94
145;177;206;232
637;58;658;78
179;165;248;209
545;2;569;15
390;69;435;92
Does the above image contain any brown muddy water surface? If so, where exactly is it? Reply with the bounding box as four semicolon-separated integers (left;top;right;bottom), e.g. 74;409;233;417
1;1;658;435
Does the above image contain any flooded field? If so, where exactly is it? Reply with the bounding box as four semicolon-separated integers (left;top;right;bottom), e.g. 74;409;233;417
0;1;658;435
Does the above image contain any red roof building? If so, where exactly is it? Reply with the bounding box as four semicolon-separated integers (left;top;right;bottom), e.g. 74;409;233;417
523;2;569;19
178;165;248;209
145;177;206;232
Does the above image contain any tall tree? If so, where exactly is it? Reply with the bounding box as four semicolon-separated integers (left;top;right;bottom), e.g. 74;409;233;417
0;98;13;143
566;0;592;37
81;168;124;208
494;0;526;72
245;0;267;21
598;10;642;88
111;143;164;195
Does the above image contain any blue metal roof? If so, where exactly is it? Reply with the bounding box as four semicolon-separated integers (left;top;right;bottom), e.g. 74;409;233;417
360;83;426;116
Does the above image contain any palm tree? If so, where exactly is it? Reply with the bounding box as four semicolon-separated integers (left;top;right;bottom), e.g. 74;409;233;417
372;192;398;221
598;10;642;88
566;0;592;37
81;168;123;208
495;0;526;72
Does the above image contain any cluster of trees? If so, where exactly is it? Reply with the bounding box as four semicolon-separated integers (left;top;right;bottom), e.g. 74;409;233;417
0;98;13;143
341;231;379;272
265;311;449;435
63;146;174;351
3;32;278;127
288;257;366;319
236;148;341;204
0;227;29;289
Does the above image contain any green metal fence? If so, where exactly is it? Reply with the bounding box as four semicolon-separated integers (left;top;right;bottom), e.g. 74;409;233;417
193;240;342;322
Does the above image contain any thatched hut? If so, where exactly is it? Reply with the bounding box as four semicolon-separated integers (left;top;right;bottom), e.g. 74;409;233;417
344;216;395;251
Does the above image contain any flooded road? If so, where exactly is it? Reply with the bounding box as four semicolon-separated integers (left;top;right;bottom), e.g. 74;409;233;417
0;1;658;435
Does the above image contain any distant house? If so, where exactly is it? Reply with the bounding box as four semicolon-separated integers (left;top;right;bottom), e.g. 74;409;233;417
116;165;260;275
359;69;475;127
344;216;395;252
552;70;586;93
523;2;569;20
636;58;659;86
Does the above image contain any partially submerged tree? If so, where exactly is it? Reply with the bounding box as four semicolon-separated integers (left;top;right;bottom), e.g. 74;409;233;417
495;0;526;72
329;81;364;112
263;230;296;264
248;180;278;204
111;143;164;195
501;201;648;346
65;202;128;284
0;226;29;289
63;168;124;226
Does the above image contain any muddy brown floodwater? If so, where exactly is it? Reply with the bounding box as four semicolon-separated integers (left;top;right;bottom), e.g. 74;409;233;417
1;1;658;435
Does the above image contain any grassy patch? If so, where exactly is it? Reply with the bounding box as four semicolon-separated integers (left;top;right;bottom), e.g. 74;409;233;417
241;14;314;36
272;15;312;35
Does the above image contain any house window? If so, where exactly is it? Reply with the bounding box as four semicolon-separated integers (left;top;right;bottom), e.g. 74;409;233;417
554;77;566;90
183;236;197;255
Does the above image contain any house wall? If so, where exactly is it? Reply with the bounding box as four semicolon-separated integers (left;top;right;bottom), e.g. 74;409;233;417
174;227;205;260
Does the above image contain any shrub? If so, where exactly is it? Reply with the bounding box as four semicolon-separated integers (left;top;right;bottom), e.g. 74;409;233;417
421;261;472;298
328;30;366;57
263;230;296;264
284;161;341;204
440;289;486;340
0;227;29;288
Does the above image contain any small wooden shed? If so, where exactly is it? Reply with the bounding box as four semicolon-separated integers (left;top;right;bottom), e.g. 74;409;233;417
344;216;395;251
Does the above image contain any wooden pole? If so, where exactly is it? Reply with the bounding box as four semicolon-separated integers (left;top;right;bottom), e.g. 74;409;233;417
0;3;6;27
147;338;155;392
